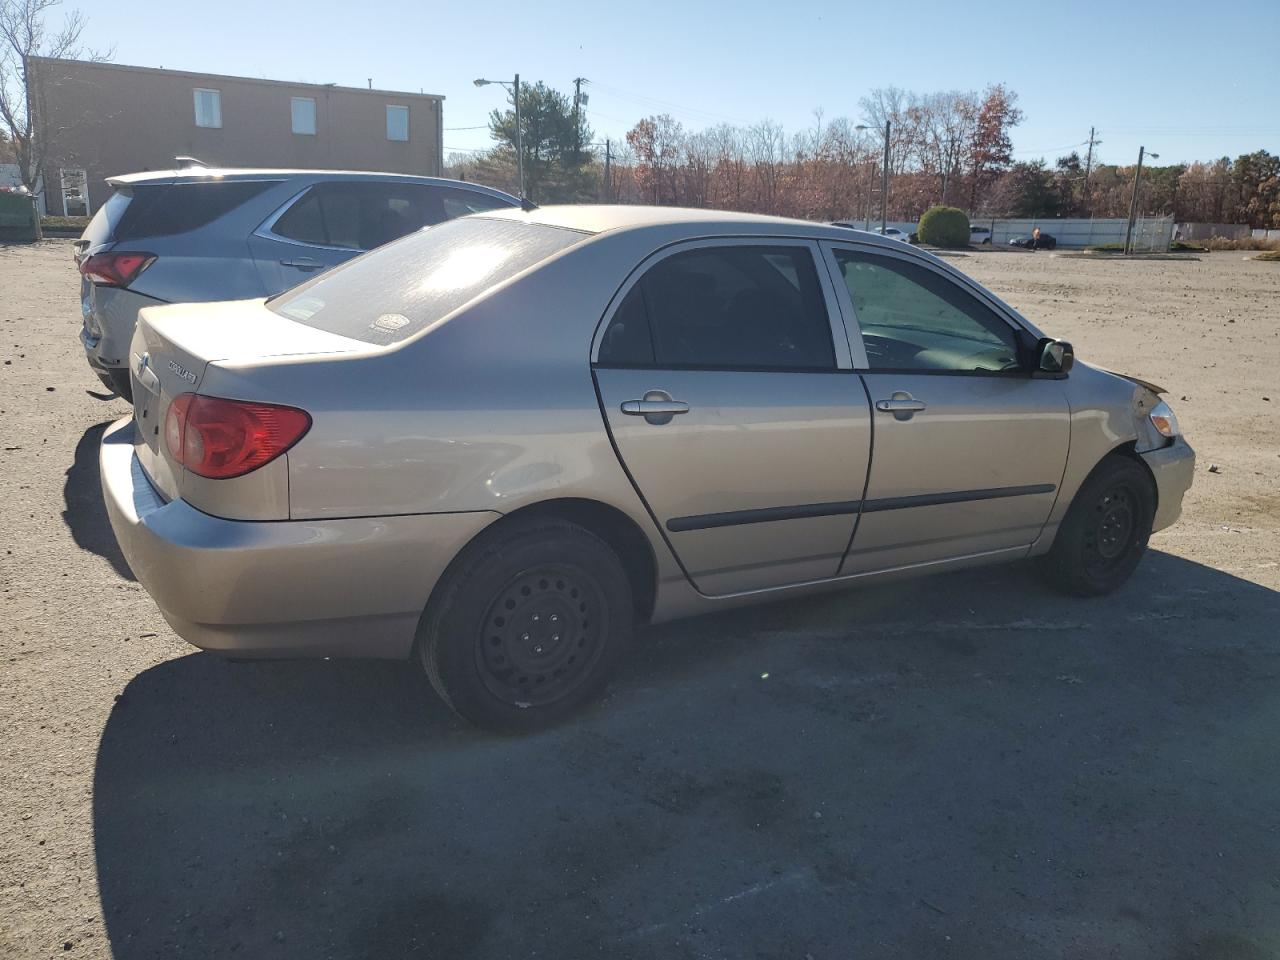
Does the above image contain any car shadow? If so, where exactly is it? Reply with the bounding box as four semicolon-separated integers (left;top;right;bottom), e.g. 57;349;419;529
93;552;1280;959
63;419;135;581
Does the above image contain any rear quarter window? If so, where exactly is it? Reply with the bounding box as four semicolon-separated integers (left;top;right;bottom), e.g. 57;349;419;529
80;189;132;247
113;180;279;240
268;217;585;346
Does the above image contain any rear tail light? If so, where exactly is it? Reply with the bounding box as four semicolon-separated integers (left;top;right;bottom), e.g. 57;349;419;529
164;393;311;479
79;251;156;287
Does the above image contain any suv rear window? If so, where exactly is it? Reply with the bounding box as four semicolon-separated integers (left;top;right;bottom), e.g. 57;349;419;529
112;180;278;240
269;217;585;346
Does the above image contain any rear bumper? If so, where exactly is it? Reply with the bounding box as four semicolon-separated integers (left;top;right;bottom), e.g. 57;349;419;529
1142;436;1195;533
81;286;164;371
100;418;498;659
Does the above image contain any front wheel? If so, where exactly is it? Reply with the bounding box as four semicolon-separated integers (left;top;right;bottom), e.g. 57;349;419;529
417;518;633;731
1041;455;1156;596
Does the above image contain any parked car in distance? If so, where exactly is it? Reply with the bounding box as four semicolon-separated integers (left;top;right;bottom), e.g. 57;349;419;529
75;168;520;399
1010;231;1057;250
101;205;1195;731
970;224;993;244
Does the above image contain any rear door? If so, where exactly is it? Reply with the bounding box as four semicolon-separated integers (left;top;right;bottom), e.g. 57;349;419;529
593;239;871;596
249;181;439;292
824;242;1070;574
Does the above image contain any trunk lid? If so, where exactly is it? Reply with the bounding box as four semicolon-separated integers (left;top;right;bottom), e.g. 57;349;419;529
130;299;368;501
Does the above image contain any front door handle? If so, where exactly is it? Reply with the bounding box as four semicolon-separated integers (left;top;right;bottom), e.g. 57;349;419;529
621;390;689;425
875;392;927;421
280;257;325;271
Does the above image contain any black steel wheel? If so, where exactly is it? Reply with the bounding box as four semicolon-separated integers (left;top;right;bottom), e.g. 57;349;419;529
1042;455;1156;596
417;518;633;731
476;565;607;708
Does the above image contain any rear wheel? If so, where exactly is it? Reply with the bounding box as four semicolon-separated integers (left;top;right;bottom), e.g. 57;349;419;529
1041;455;1155;596
417;518;633;731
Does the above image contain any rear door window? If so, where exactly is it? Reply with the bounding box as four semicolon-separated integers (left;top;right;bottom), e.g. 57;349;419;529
269;216;585;346
271;182;438;251
112;180;278;240
597;245;835;370
437;187;518;220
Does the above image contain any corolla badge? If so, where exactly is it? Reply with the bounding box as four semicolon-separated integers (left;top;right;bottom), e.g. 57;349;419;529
167;359;197;384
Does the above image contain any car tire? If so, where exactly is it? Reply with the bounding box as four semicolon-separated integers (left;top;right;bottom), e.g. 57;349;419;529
1041;454;1156;597
417;518;633;732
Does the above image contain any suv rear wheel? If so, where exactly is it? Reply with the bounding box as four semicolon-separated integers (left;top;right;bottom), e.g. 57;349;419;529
417;518;633;731
1041;455;1156;596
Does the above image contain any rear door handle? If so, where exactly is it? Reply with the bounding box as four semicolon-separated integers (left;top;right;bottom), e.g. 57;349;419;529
875;393;927;421
875;398;927;412
280;257;325;271
620;390;689;425
620;400;690;416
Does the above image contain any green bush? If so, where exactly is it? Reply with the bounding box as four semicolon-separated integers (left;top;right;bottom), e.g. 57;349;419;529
917;206;970;248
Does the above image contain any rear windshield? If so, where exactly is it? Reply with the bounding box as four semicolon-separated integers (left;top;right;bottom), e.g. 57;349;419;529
268;217;586;346
112;180;279;241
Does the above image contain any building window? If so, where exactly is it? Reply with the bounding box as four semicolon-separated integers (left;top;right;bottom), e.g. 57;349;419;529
386;104;409;142
194;88;222;128
291;97;317;135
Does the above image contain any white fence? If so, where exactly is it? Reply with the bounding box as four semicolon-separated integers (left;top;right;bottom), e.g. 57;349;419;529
841;215;1176;251
973;217;1175;252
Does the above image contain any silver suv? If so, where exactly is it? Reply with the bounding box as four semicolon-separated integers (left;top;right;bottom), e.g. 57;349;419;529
74;168;519;399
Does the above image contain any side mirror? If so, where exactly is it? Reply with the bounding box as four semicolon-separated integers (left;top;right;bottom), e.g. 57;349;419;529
1037;338;1074;376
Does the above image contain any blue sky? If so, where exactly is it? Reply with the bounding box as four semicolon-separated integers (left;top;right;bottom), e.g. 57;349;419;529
66;0;1279;166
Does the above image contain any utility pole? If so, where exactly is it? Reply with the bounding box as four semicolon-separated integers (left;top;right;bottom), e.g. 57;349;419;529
1124;145;1147;255
572;77;588;162
514;73;524;199
1082;126;1101;216
604;139;612;201
863;166;872;230
880;119;891;234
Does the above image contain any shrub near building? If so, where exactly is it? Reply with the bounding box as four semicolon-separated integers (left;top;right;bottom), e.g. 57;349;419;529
918;206;971;247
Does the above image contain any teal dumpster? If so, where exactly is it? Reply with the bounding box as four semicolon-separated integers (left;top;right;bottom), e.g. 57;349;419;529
0;191;41;241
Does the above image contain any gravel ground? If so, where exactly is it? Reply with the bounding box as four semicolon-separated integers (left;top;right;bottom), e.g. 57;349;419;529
2;240;1278;960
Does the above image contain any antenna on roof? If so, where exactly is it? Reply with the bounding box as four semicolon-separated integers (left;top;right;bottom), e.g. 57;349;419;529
174;156;207;169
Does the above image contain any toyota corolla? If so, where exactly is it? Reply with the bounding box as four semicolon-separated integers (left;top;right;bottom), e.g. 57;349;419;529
100;206;1195;730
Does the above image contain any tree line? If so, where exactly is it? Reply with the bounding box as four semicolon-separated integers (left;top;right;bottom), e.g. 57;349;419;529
448;82;1279;229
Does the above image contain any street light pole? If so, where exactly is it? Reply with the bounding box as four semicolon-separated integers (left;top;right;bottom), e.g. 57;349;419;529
880;119;891;235
474;74;525;199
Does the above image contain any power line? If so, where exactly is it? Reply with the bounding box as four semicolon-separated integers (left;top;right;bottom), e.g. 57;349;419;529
588;81;748;126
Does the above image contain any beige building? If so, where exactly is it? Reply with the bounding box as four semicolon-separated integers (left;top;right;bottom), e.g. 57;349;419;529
28;57;444;215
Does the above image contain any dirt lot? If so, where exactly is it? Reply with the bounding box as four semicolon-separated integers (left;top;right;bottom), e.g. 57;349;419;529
2;240;1279;960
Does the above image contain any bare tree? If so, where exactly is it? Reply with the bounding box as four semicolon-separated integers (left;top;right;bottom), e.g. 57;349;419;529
919;90;977;205
0;0;108;192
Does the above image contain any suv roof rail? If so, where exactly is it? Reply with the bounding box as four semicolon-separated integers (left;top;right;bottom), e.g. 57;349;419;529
174;156;208;169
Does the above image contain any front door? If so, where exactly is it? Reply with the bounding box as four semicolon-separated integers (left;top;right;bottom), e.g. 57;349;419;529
825;243;1070;574
593;240;871;596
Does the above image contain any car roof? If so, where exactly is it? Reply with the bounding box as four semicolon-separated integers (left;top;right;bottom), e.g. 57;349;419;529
107;168;518;200
477;204;909;248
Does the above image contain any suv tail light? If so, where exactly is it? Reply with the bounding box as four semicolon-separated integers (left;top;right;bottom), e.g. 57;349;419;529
79;251;156;287
165;393;311;479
